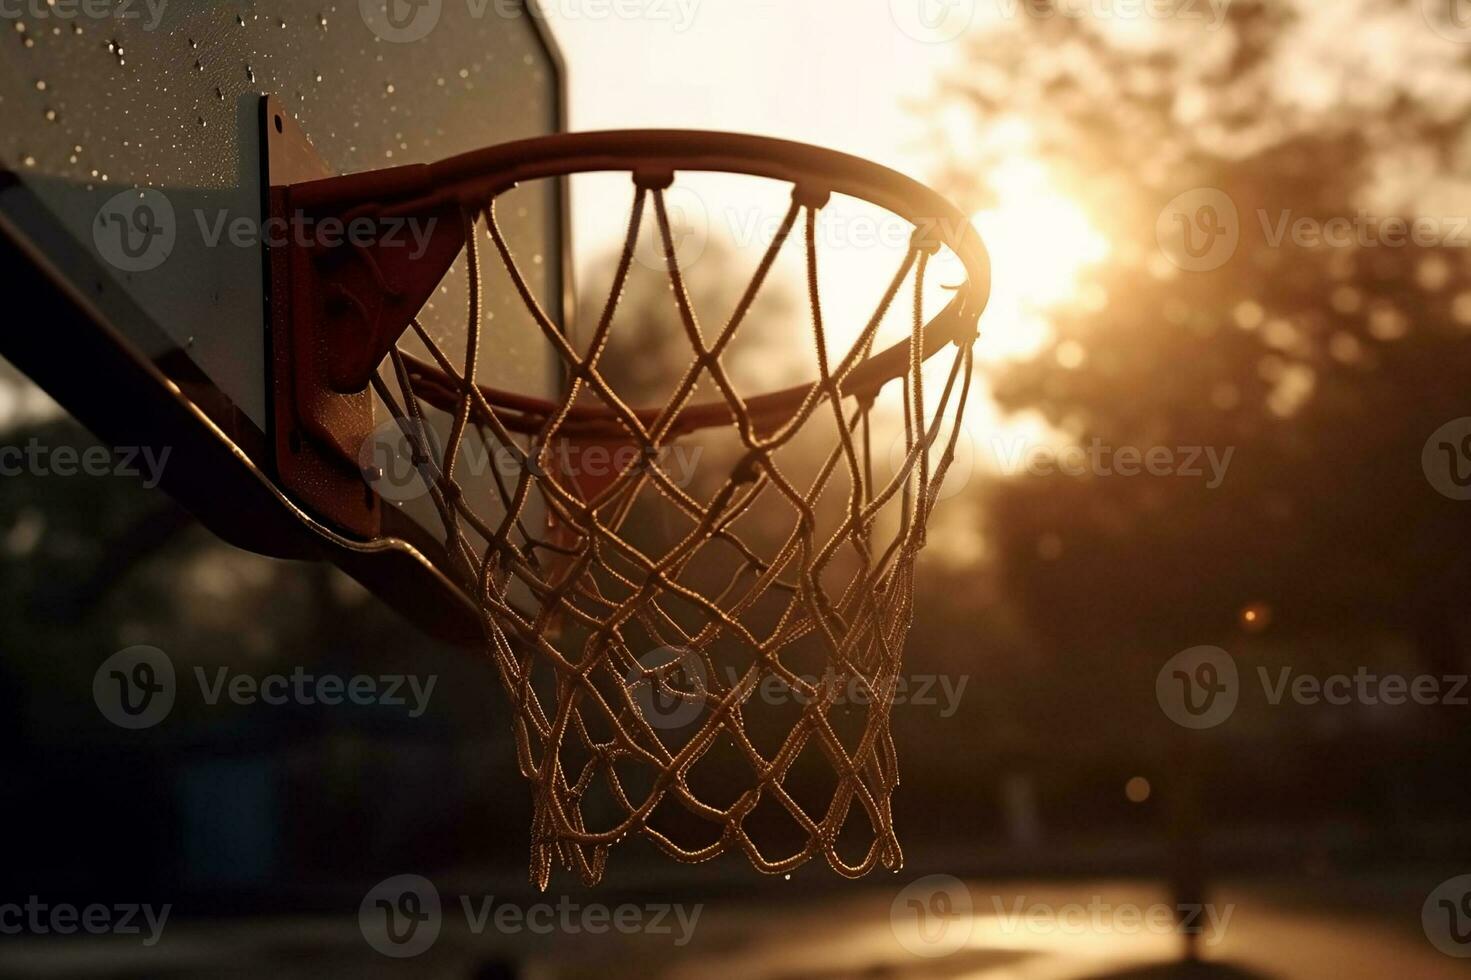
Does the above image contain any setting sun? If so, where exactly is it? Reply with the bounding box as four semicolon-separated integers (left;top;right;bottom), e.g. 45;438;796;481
970;156;1110;363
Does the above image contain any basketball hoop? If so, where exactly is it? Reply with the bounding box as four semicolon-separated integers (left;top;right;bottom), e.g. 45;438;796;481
270;130;990;888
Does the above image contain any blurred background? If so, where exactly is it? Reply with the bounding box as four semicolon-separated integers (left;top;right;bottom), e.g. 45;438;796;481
7;0;1471;976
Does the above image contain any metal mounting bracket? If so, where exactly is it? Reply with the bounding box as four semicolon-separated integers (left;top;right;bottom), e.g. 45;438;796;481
262;95;466;538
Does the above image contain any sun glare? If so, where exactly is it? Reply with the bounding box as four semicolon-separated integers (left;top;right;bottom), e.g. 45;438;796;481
969;156;1110;363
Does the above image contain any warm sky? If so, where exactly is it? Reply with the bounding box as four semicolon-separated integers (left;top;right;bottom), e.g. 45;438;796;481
546;3;963;175
545;3;1054;564
544;2;1112;360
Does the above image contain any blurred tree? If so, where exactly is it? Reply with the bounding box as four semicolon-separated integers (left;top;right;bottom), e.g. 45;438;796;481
581;226;801;407
936;0;1471;673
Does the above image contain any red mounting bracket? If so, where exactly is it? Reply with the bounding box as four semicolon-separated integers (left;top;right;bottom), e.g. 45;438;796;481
262;96;467;538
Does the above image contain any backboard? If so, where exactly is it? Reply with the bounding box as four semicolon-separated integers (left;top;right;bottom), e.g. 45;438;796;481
0;1;568;643
0;5;994;887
